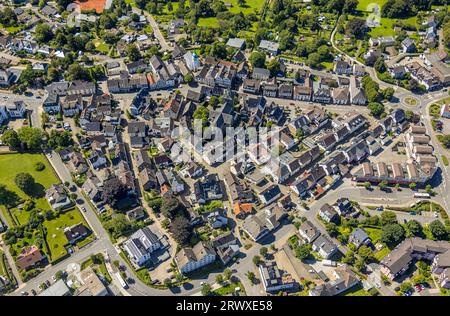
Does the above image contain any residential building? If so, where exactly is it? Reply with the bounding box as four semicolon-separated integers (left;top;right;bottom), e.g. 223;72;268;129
381;238;450;280
309;266;359;296
64;223;89;245
298;220;320;243
175;241;216;274
77;267;108;296
46;184;72;211
16;245;45;271
123;227;161;267
259;261;295;293
349;228;371;249
258;40;279;55
312;235;338;259
318;203;339;224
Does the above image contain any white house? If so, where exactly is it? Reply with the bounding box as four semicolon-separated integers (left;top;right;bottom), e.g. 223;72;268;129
123;227;161;267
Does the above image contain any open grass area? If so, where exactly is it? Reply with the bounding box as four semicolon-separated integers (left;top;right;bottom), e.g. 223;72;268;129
197;17;220;27
227;0;265;15
0;153;59;199
0;153;60;227
93;39;110;54
213;281;246;296
363;227;382;244
43;208;91;262
374;246;390;261
0;24;23;34
357;0;388;12
341;283;371;296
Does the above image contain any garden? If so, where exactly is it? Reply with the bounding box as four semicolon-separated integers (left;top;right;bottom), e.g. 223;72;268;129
0;153;92;267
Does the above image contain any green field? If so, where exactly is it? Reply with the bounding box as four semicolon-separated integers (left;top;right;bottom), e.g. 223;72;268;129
44;208;91;262
0;153;59;198
94;39;110;54
374;246;390;261
197;17;220;27
0;153;60;226
227;0;265;15
363;227;382;244
357;0;388;12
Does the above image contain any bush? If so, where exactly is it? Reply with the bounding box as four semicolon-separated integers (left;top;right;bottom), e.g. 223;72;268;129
34;162;45;171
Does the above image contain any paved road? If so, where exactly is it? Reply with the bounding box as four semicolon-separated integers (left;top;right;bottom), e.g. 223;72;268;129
133;7;172;52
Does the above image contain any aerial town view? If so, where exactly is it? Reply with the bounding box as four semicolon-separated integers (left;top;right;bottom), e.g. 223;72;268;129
0;0;449;301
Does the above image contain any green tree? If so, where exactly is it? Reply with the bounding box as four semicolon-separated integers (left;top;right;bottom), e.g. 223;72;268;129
368;102;385;118
267;59;281;77
381;211;397;226
383;87;395;101
209;42;227;59
374;57;387;73
406;220;423;237
35;23;54;43
253;255;262;266
249;51;266;68
184;73;194;84
342;250;355;265
201;283;212;296
429;220;448;240
381;223;405;246
1;129;20;148
223;268;232;280
126;44;142;62
358;245;374;263
378;180;388;191
325;222;339;237
17;127;43;150
247;271;256;284
409;182;417;190
65;63;90;81
169;216;192;245
259;246;268;257
294;244;311;261
15;172;35;194
215;274;224;284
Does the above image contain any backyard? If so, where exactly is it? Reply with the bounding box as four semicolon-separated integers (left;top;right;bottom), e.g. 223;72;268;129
0;153;60;226
44;208;94;262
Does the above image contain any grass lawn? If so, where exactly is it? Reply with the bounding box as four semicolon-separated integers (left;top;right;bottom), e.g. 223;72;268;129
93;39;110;54
363;227;382;244
341;284;371;296
44;208;90;262
0;24;23;34
227;0;265;15
197;17;219;27
81;254;112;284
0;153;59;226
0;153;59;199
442;155;449;167
374;246;390;261
213;281;246;296
357;0;388;12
